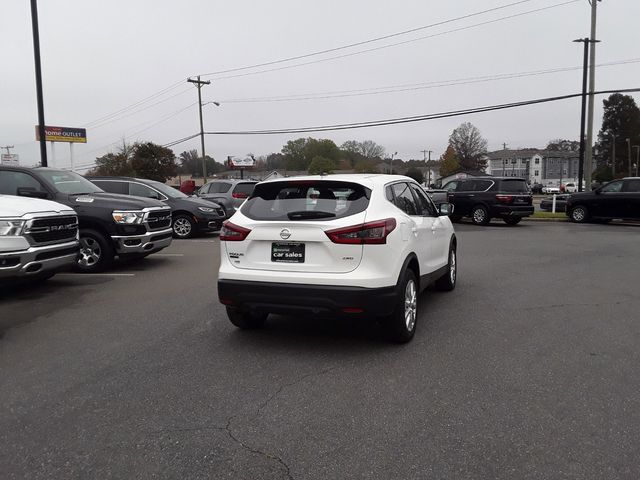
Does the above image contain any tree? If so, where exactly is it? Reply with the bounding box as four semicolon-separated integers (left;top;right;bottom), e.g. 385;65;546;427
546;139;580;152
340;140;385;166
449;122;488;170
439;145;460;177
178;150;224;177
595;93;640;176
405;167;424;184
90;141;135;177
307;156;336;175
354;158;379;173
282;138;341;171
130;142;178;182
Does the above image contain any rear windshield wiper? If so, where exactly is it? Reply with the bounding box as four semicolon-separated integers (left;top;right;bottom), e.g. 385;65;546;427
287;210;336;220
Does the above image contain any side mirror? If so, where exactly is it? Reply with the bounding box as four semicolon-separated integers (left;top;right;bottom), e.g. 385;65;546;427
439;203;454;216
17;187;48;199
594;188;601;195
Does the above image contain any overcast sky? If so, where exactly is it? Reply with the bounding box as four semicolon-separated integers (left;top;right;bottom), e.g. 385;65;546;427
2;0;639;170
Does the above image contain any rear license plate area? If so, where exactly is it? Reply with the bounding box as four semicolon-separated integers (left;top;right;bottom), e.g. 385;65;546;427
271;242;305;263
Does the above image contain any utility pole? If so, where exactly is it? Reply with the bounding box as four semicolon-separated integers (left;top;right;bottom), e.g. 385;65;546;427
574;37;593;192
611;133;616;177
626;138;632;176
584;0;601;190
187;76;211;181
1;145;14;155
30;0;47;167
421;149;433;186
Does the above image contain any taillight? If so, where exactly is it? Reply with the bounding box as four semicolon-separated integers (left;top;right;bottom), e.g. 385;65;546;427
220;221;251;241
325;218;396;245
232;192;249;199
496;194;514;204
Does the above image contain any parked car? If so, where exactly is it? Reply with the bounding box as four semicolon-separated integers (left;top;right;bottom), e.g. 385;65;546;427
540;194;570;212
542;185;560;194
531;183;544;194
0;195;79;282
217;175;457;343
196;179;257;217
89;177;226;239
442;177;534;225
564;182;577;193
566;177;640;223
0;167;172;272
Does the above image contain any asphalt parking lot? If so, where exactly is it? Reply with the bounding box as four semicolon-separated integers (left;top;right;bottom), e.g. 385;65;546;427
1;222;640;479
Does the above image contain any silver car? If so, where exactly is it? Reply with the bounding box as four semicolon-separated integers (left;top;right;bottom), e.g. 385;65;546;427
196;179;257;218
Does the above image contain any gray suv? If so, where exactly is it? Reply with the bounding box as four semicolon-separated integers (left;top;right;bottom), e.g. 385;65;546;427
196;179;257;218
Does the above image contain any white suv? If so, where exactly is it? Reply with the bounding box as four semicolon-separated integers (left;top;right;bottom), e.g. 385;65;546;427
217;175;457;342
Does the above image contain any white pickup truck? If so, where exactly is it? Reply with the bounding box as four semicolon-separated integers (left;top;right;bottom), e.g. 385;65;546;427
0;195;79;282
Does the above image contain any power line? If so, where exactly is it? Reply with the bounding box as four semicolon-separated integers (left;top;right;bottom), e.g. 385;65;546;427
219;58;640;103
200;0;538;77
82;80;185;128
206;0;580;81
190;87;640;136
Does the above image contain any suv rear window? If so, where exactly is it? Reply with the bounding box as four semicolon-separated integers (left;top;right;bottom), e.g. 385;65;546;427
499;179;529;193
241;181;370;221
233;182;257;196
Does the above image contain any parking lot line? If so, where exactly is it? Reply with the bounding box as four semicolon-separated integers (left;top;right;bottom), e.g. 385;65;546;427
57;273;136;277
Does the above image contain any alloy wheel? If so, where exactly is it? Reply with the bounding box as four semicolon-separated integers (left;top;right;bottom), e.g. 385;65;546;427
473;208;486;224
449;250;457;285
79;237;101;268
571;207;586;222
173;217;192;237
404;279;417;332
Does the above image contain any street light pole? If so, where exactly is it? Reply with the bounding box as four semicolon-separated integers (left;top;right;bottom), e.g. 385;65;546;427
633;145;640;176
30;0;47;167
187;76;211;181
389;152;397;174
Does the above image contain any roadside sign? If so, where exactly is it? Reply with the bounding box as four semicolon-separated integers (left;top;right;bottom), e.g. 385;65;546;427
35;125;87;143
227;156;255;168
1;154;19;166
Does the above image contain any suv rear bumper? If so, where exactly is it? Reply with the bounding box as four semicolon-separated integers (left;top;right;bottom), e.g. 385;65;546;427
218;279;398;317
490;205;534;217
111;227;173;254
0;239;79;278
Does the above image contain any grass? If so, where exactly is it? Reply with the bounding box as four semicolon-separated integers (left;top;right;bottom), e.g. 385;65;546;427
531;211;567;219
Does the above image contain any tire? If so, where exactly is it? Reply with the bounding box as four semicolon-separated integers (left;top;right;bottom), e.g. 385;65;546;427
76;229;114;273
503;217;521;225
226;306;267;330
173;214;194;239
569;205;589;223
471;205;490;225
383;269;418;343
435;246;457;292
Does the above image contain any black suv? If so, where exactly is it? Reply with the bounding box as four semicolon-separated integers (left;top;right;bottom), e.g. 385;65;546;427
0;167;173;272
442;177;534;225
89;177;226;238
566;177;640;223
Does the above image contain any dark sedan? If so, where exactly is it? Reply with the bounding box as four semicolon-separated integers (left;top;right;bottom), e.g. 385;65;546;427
88;177;226;238
540;194;570;212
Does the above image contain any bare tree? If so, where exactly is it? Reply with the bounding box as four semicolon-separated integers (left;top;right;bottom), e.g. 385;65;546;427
449;122;488;171
341;140;385;159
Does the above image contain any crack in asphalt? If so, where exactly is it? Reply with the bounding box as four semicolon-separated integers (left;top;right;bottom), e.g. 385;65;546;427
224;365;341;480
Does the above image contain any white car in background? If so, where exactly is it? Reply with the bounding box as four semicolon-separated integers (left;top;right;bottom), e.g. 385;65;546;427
217;175;457;343
542;185;560;194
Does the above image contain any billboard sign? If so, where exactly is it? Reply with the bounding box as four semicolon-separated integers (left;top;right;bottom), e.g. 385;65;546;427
227;156;255;168
1;154;19;166
35;125;87;143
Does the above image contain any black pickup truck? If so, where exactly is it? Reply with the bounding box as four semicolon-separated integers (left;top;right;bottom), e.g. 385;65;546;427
0;166;173;272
